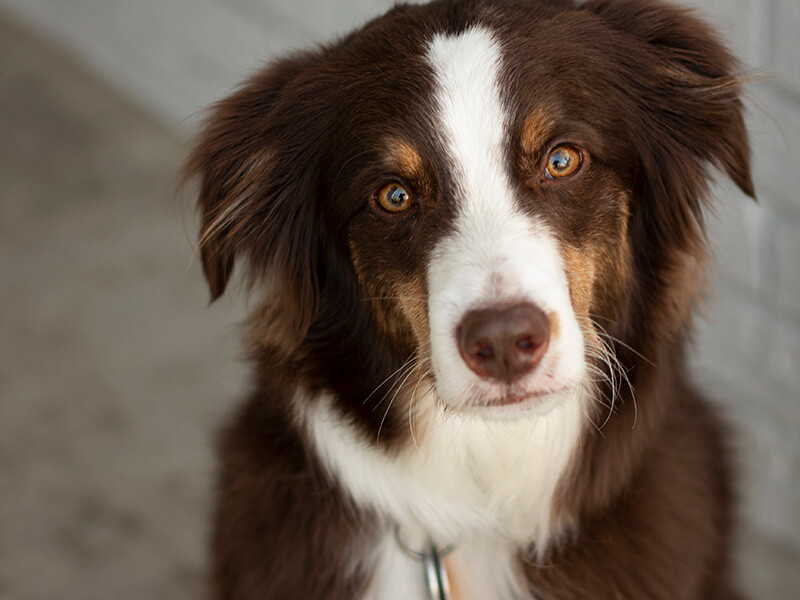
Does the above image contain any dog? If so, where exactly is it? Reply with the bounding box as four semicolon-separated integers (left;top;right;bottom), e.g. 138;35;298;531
186;0;754;597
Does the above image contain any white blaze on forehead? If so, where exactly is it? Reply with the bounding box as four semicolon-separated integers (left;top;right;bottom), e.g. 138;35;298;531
424;27;585;411
425;27;510;216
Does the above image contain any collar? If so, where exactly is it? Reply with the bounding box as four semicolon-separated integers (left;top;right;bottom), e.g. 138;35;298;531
395;526;456;600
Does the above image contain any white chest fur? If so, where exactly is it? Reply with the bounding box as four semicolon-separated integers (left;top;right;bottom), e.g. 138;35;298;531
299;390;585;599
365;529;525;600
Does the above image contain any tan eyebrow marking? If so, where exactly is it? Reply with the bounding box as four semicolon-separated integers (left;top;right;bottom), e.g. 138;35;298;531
520;108;556;157
384;139;424;178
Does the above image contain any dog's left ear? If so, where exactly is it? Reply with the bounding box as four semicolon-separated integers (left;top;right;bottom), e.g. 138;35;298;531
584;0;754;245
185;51;332;345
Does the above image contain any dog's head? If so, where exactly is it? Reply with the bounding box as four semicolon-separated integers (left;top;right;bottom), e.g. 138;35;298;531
187;0;752;424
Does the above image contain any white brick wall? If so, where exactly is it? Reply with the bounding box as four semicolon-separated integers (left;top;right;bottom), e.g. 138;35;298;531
2;0;797;552
683;0;800;549
774;0;800;95
686;0;800;550
0;0;417;131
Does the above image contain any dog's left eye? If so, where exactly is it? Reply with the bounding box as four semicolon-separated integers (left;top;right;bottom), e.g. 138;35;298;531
375;183;414;213
545;145;583;179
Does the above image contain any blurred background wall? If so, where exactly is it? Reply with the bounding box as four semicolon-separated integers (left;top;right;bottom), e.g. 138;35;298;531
0;0;797;598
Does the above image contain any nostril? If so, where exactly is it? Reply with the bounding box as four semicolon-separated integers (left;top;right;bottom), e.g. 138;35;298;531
475;344;493;359
460;339;494;368
516;337;534;351
457;302;551;382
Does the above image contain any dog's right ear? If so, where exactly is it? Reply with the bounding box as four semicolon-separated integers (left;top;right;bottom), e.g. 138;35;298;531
185;51;329;340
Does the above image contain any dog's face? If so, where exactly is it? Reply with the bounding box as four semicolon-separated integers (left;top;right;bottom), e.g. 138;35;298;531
189;0;752;425
343;26;610;417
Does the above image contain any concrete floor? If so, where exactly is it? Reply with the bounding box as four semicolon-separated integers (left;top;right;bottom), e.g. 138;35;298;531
0;15;247;600
0;14;797;600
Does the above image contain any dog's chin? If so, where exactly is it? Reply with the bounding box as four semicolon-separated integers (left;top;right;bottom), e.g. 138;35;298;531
447;384;576;421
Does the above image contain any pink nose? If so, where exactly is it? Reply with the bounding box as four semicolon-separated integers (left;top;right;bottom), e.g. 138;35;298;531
456;302;550;383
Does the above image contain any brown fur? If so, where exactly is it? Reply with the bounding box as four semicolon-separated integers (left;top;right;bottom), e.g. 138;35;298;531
185;1;753;598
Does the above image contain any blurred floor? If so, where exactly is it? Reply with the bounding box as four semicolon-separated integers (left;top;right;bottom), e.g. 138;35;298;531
0;13;797;600
0;15;246;600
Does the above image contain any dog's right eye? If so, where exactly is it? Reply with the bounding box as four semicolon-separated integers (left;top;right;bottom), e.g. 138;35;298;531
545;145;583;179
374;183;414;213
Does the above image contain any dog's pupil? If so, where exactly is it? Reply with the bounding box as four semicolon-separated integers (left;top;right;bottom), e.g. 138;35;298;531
390;186;407;207
551;150;570;171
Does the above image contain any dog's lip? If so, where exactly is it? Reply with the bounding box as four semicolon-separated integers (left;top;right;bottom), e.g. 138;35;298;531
474;384;569;408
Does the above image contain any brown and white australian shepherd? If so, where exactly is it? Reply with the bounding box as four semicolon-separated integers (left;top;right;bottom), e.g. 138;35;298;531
186;0;754;598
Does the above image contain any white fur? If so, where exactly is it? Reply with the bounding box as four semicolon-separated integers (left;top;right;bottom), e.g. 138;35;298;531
425;27;586;417
363;527;526;600
301;388;584;599
299;28;589;600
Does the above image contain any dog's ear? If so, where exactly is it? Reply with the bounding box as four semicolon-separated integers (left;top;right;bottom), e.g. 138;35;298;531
584;0;754;248
185;51;330;340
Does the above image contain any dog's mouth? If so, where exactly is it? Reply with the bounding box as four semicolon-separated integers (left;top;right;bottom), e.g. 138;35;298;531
459;382;574;417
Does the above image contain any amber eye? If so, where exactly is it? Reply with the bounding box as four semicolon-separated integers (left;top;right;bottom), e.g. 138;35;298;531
375;183;414;213
545;145;582;179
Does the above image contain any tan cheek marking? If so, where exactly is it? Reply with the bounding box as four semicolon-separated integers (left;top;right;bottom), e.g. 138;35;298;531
561;244;597;319
349;239;428;354
347;238;370;293
590;192;633;317
394;276;429;348
347;240;403;341
592;239;631;318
